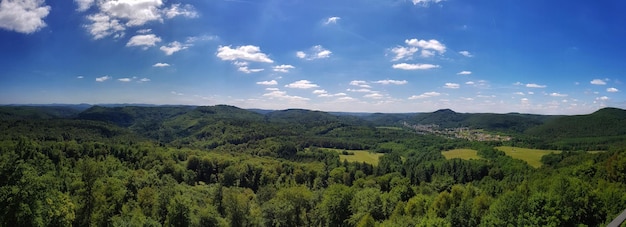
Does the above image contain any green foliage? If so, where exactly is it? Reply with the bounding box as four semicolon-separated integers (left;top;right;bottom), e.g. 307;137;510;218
1;105;625;227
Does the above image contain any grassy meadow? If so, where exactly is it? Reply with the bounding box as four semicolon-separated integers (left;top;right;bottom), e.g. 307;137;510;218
322;148;384;165
442;149;481;160
496;146;562;168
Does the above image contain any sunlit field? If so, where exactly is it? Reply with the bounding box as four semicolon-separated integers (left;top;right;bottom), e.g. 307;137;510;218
496;146;562;168
442;149;481;160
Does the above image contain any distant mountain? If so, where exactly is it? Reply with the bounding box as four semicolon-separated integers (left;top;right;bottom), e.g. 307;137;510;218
402;109;555;133
526;107;626;138
0;106;84;120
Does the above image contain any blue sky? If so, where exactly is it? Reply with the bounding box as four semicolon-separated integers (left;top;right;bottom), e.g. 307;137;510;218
1;0;625;114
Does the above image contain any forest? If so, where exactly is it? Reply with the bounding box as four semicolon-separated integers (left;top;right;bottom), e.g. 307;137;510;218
1;105;625;226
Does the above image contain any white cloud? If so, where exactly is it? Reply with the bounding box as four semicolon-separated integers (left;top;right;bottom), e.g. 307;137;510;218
136;28;151;34
313;89;327;94
408;91;441;99
514;92;525;96
160;41;190;55
392;63;440;70
257;80;278;86
459;51;473;57
412;0;443;7
324;16;340;25
444;83;460;89
96;75;111;82
457;71;472;75
216;45;273;63
163;3;198;19
80;0;198;39
171;91;183;96
77;76;84;79
364;93;384;99
153;62;170;67
596;96;609;101
75;0;95;11
373;80;408;85
266;88;279;91
285;80;319;89
420;50;435;58
118;78;132;82
263;90;309;101
349;80;371;88
273;65;295;73
0;0;50;34
405;39;446;54
465;81;475;85
138;78;150;82
590;79;607;85
347;88;372;93
296;45;332;60
521;98;529;104
607;87;619;93
526;83;546;88
238;67;264;74
550;92;567;97
390;46;418;61
126;34;161;48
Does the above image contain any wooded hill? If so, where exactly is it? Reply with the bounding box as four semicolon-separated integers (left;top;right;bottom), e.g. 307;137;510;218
1;105;625;226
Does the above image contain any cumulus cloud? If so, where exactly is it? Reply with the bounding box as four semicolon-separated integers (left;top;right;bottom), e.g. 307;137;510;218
96;75;111;82
390;46;418;61
285;80;319;89
590;79;607;85
465;81;475;85
457;71;472;75
405;39;446;55
550;92;567;97
526;83;546;88
0;0;50;34
392;63;440;70
273;65;295;73
160;41;190;55
408;91;441;99
314;90;346;98
163;3;198;19
263;90;309;101
77;76;84;79
349;80;371;88
324;16;340;25
444;83;460;89
126;34;161;48
217;45;273;63
257;80;278;86
296;45;332;60
459;51;473;57
373;80;408;85
138;78;150;82
347;88;372;93
233;61;264;74
171;91;183;96
153;62;170;67
596;96;609;101
364;93;384;99
78;0;198;39
118;77;132;82
412;0;443;7
607;87;619;93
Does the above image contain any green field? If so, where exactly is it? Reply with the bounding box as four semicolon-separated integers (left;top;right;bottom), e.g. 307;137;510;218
496;146;562;168
442;149;481;160
323;148;384;165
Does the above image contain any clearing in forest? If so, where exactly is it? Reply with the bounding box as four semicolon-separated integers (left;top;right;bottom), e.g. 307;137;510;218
496;146;562;168
324;148;384;165
442;149;481;160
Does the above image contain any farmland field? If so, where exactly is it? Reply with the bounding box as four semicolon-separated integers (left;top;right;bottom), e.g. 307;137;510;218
442;149;481;160
496;146;562;168
324;148;384;165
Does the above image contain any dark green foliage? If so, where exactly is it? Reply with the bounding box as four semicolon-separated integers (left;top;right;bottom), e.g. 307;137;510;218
0;105;625;227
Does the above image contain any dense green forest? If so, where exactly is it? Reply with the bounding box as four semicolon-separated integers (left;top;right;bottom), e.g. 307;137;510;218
1;105;625;226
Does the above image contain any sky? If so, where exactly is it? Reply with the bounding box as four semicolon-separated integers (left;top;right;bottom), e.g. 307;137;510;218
1;0;625;115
